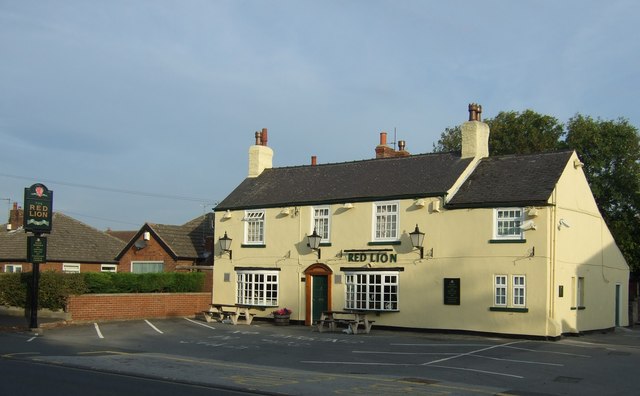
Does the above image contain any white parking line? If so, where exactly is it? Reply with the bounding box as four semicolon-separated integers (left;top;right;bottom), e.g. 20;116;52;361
469;353;563;366
430;364;524;379
353;350;458;356
184;317;216;329
504;345;591;358
94;323;104;339
26;335;38;342
422;341;525;366
145;319;164;334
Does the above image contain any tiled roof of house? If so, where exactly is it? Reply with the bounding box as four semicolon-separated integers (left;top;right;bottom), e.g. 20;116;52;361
0;212;125;263
106;230;137;243
447;150;574;208
216;153;474;210
117;213;214;261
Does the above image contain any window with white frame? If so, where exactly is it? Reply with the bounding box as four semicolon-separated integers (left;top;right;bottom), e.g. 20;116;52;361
131;261;163;273
574;276;585;308
345;271;399;311
312;206;331;242
62;263;81;273
512;275;526;307
244;210;265;245
373;201;399;241
494;208;524;240
494;275;507;306
101;264;117;273
236;270;279;306
4;264;22;273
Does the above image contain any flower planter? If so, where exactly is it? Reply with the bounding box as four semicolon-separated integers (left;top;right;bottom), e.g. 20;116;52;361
273;314;290;326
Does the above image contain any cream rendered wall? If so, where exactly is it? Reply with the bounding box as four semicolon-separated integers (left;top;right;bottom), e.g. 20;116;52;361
214;197;556;336
552;152;629;332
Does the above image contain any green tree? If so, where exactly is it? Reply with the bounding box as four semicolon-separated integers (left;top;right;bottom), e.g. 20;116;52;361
565;115;640;270
433;110;640;272
433;110;564;155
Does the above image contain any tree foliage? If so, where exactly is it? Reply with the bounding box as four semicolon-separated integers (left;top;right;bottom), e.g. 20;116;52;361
434;110;640;272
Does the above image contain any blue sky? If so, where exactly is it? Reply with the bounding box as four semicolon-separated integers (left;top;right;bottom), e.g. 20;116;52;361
1;0;638;230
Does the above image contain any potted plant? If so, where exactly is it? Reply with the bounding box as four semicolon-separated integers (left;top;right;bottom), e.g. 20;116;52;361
272;308;292;325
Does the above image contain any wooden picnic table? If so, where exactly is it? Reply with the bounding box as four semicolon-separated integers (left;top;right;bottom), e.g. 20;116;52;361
203;303;258;325
316;310;374;334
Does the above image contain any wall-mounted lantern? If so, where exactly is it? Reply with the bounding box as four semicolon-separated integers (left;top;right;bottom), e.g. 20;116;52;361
219;231;233;259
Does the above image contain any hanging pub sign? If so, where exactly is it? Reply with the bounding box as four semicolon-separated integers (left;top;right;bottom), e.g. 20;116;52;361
27;236;47;264
24;183;53;234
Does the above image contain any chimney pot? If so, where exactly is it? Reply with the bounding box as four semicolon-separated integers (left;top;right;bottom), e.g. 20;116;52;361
261;128;268;146
311;156;317;166
379;132;387;146
255;131;261;145
398;140;406;151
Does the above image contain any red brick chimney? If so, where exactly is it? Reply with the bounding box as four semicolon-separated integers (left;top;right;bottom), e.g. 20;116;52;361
375;131;410;158
8;202;23;230
311;156;317;166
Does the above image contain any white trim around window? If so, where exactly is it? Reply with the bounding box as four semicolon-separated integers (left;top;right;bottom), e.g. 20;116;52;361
131;261;164;273
243;209;265;245
494;208;524;240
345;271;399;311
312;205;331;243
4;264;22;273
62;263;81;273
236;270;279;306
512;275;526;307
372;201;399;242
101;264;117;273
494;275;507;306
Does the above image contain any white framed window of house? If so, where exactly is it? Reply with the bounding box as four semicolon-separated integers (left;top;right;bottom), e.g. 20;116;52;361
101;264;117;273
312;206;331;243
131;261;164;273
494;208;524;240
243;210;265;245
372;201;399;242
62;263;81;273
572;276;585;309
494;275;507;306
345;271;399;311
236;270;279;306
512;275;526;307
4;264;22;273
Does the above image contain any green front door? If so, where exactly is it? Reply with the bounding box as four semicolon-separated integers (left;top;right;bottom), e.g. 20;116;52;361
312;275;328;322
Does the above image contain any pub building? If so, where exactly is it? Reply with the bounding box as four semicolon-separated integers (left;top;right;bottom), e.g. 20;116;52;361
212;105;629;338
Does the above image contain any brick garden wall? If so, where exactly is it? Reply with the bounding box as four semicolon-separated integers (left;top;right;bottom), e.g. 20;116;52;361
66;292;212;322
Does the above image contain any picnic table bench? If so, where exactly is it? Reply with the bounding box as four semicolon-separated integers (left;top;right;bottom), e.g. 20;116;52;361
316;310;374;334
202;304;258;325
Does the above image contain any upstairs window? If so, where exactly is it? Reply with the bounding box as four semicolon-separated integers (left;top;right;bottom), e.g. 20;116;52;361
494;208;524;240
312;206;331;243
62;263;81;273
373;201;399;241
244;210;265;245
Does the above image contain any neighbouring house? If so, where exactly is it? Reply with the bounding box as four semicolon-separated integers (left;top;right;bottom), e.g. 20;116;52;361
0;203;125;273
211;107;629;338
115;213;215;291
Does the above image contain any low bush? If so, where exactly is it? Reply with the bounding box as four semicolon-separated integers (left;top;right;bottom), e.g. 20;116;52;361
0;271;206;310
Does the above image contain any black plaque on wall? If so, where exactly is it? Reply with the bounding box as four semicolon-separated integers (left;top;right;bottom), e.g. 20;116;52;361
444;278;460;305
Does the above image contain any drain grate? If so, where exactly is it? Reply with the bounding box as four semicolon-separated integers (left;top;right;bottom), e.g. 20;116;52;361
398;377;438;385
608;351;631;356
554;376;582;383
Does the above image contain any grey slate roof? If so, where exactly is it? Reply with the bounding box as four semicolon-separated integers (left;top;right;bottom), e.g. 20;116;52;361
116;213;214;260
0;212;125;263
216;153;473;211
447;150;574;208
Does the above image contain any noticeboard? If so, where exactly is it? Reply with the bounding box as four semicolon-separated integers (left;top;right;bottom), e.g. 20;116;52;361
27;236;47;264
444;278;460;305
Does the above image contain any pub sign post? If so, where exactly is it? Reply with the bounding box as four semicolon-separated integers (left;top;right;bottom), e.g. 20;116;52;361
23;183;53;330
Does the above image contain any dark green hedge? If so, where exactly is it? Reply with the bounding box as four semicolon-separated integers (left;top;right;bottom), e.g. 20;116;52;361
0;271;206;311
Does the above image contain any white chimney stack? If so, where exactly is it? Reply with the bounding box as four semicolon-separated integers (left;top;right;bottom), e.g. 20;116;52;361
461;103;489;159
